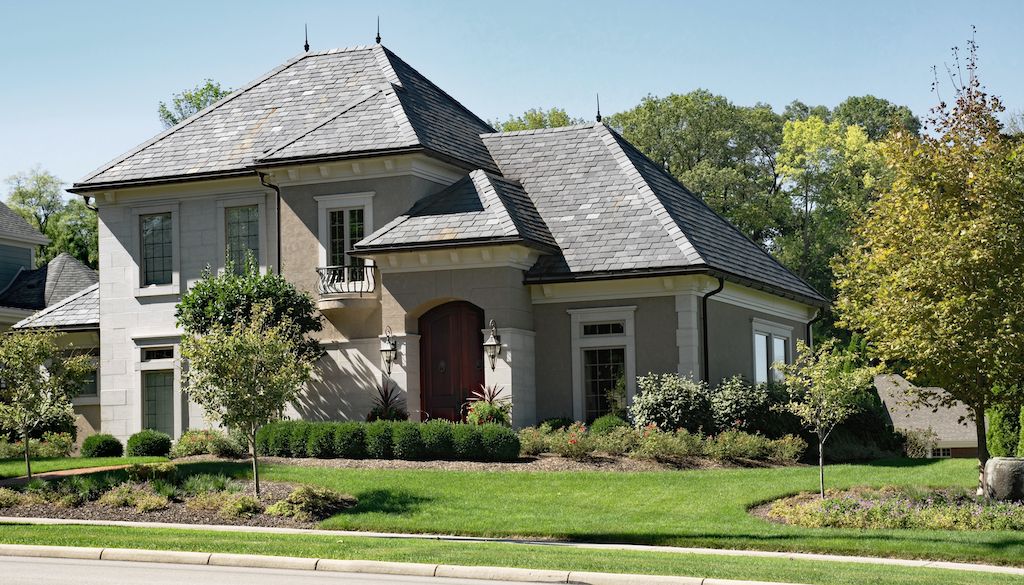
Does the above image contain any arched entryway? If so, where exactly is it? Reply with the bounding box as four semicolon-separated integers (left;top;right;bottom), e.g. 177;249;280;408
418;301;484;421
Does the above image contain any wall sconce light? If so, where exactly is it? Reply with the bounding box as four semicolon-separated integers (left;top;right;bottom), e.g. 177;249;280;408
482;319;502;371
380;326;398;375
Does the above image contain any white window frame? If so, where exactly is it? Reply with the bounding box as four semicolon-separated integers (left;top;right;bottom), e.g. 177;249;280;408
568;306;637;421
315;192;375;268
216;195;267;273
752;318;792;384
72;355;100;407
131;203;180;298
134;336;183;438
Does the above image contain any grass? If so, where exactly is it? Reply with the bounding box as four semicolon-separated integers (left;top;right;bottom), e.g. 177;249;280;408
0;457;167;480
163;457;1024;567
0;523;1020;585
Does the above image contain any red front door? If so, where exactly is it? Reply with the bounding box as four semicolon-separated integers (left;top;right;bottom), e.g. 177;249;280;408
418;301;484;421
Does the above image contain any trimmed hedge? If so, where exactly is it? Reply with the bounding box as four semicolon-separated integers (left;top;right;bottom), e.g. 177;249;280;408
81;433;123;457
255;420;519;462
126;430;172;457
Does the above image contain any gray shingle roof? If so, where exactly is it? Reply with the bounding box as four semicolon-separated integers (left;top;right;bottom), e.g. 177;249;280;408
356;170;556;251
14;283;98;330
73;46;495;190
0;253;98;310
480;123;826;304
0;201;49;245
875;374;977;444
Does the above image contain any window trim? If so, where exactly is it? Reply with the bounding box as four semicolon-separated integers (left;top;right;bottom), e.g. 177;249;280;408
752;318;793;384
316;192;375;269
216;195;267;273
131;203;180;298
72;355;100;406
133;336;183;438
568;306;637;421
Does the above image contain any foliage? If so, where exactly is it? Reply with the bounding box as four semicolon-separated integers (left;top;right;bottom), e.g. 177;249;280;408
158;79;231;128
80;434;123;458
630;425;704;462
265;485;356;522
492;107;583;132
709;376;771;433
287;421;313;458
0;487;20;508
478;424;520;462
986;403;1020;458
1020;405;1024;457
125;462;178;483
419;420;454;460
630;373;714;433
517;426;547;457
366;382;408;422
538;418;573;432
777;340;877;496
592;426;640;456
465;384;511;426
170;429;244;459
182;473;234;496
900;428;939;459
548;422;593;460
364;421;393;459
181;304;314;496
176;259;323;361
4;168;98;268
126;430;172;457
834;38;1024;472
0;329;90;479
589;414;628;435
218;495;263;518
832;95;921;140
306;424;337;458
332;422;367;459
134;493;170;512
705;430;771;460
0;432;73;459
450;422;483;461
391;421;425;460
97;484;136;508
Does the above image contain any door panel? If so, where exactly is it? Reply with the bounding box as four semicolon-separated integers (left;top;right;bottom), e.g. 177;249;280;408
419;302;484;422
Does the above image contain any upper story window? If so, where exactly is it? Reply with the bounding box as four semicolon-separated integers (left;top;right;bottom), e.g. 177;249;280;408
316;193;375;295
225;205;259;272
753;319;792;384
140;212;173;286
328;208;365;269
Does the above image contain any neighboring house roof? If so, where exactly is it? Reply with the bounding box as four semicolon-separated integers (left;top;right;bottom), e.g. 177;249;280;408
72;45;496;191
0;253;98;310
875;374;978;445
0;201;49;245
357;170;557;252
13;283;98;330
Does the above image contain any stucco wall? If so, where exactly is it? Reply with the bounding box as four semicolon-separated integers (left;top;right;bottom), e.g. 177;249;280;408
705;298;808;386
532;296;678;421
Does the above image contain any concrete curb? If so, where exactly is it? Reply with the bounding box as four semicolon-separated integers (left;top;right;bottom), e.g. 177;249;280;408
0;543;809;585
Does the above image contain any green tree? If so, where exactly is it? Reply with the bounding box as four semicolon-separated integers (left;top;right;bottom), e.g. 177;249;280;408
5;168;99;269
0;329;90;479
6;167;64;235
158;79;232;128
181;305;313;496
493;107;583;132
609;90;791;244
40;199;98;268
782;100;831;122
833;95;921;140
834;41;1024;476
987;400;1020;457
1006;109;1024;135
175;257;324;361
777;340;877;497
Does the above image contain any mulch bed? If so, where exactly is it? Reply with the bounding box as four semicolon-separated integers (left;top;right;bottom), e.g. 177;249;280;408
0;480;314;529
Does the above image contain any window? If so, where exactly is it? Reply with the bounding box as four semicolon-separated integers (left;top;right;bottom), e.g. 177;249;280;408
753;319;792;384
225;205;259;272
569;306;637;422
140;212;173;286
77;369;98;398
143;371;175;436
142;347;174;361
583;347;626;421
328;208;366;277
931;447;952;458
583;322;624;336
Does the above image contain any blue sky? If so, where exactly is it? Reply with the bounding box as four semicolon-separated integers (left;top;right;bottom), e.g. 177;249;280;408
2;0;1022;191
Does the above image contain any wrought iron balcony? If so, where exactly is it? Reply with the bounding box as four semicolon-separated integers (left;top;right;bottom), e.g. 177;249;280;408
316;264;375;295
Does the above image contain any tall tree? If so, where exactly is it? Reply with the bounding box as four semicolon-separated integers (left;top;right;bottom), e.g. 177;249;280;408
40;198;98;268
493;107;583;132
782;100;831;122
6;167;64;235
835;39;1024;479
1006;109;1024;135
5;168;99;269
158;79;232;128
833;95;921;140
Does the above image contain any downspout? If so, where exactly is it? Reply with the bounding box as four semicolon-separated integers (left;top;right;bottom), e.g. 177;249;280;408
805;308;825;350
256;172;282;275
700;277;725;383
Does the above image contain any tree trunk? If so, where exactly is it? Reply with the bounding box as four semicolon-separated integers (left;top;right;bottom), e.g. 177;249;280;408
22;428;32;481
251;432;260;498
974;403;990;496
818;436;825;499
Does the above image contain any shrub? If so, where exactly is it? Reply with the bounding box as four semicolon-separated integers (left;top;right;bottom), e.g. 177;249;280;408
332;422;366;459
517;427;548;457
710;376;772;433
135;493;170;512
391;421;425;460
451;423;484;460
767;434;807;463
987;404;1020;458
479;424;520;461
306;424;337;459
265;485;357;522
211;433;245;458
420;420;454;459
465;385;511;426
705;430;771;460
219;495;263;518
182;473;233;496
590;414;628;435
630;426;703;462
549;422;594;459
126;429;172;457
186;491;234;512
630;374;714;433
254;424;273;456
366;383;408;422
364;421;393;459
125;462;178;483
149;478;180;501
57;474;117;503
0;487;22;508
171;429;244;459
98;484;137;508
264;421;298;457
37;432;74;458
593;426;640;456
81;434;123;457
538;418;574;432
288;421;313;458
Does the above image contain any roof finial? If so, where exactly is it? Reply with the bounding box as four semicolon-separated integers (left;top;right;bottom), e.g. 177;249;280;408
375;16;381;44
304;23;310;52
595;93;602;123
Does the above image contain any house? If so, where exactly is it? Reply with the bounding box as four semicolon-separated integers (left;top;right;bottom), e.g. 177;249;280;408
68;44;827;441
875;374;979;458
0;201;53;328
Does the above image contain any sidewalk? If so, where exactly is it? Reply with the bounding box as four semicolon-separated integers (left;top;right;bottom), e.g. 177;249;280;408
1;516;1022;577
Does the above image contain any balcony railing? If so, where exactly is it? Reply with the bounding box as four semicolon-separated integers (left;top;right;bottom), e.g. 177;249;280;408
316;264;375;295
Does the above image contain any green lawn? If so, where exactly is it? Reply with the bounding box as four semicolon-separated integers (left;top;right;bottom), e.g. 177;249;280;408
0;457;167;480
166;457;1024;567
0;523;1018;585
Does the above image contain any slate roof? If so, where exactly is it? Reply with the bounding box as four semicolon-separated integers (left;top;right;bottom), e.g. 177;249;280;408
0;253;98;311
0;201;49;245
357;170;556;252
14;283;98;330
875;374;978;445
73;45;495;190
478;124;826;304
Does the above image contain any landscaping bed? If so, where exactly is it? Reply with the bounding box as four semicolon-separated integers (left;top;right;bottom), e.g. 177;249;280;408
755;485;1024;531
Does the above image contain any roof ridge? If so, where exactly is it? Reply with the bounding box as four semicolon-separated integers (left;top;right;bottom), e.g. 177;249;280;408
469;170;518;237
257;87;385;160
14;282;97;329
593;124;704;266
44;254;67;305
76;52;315;186
480;122;598;138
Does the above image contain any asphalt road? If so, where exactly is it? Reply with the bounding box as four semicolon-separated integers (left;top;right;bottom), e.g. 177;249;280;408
0;556;541;584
